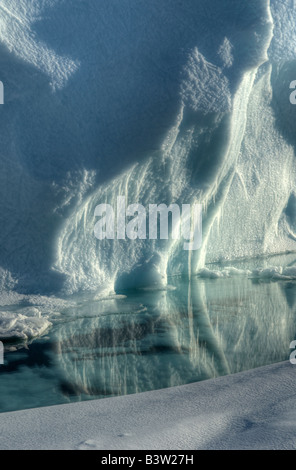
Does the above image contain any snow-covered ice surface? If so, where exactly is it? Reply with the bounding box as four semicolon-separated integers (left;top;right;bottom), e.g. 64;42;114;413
1;361;296;450
0;0;296;337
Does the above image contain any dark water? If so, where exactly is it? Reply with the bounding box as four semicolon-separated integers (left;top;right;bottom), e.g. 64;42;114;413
0;274;295;413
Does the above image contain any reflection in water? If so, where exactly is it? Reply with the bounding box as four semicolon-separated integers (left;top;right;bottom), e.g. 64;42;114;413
52;276;296;398
0;275;295;412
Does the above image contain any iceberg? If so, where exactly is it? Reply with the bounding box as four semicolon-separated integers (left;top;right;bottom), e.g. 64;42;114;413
2;2;296;433
0;0;294;298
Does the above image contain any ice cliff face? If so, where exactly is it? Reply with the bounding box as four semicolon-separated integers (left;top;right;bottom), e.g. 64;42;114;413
0;0;295;295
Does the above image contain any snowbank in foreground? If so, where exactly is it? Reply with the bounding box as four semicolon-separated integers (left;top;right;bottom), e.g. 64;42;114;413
1;361;296;450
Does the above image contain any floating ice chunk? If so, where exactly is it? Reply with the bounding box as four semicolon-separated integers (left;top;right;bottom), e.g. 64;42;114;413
0;310;51;341
197;267;251;279
269;0;296;61
250;266;296;280
181;47;231;114
282;267;296;278
218;37;234;69
197;268;224;279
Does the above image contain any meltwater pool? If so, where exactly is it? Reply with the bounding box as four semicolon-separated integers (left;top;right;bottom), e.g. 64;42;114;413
0;272;295;413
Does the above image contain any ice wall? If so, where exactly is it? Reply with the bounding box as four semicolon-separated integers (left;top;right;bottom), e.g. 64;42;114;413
0;0;295;295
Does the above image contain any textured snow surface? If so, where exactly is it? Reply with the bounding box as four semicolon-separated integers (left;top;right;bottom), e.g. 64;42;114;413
269;0;296;61
0;361;296;450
